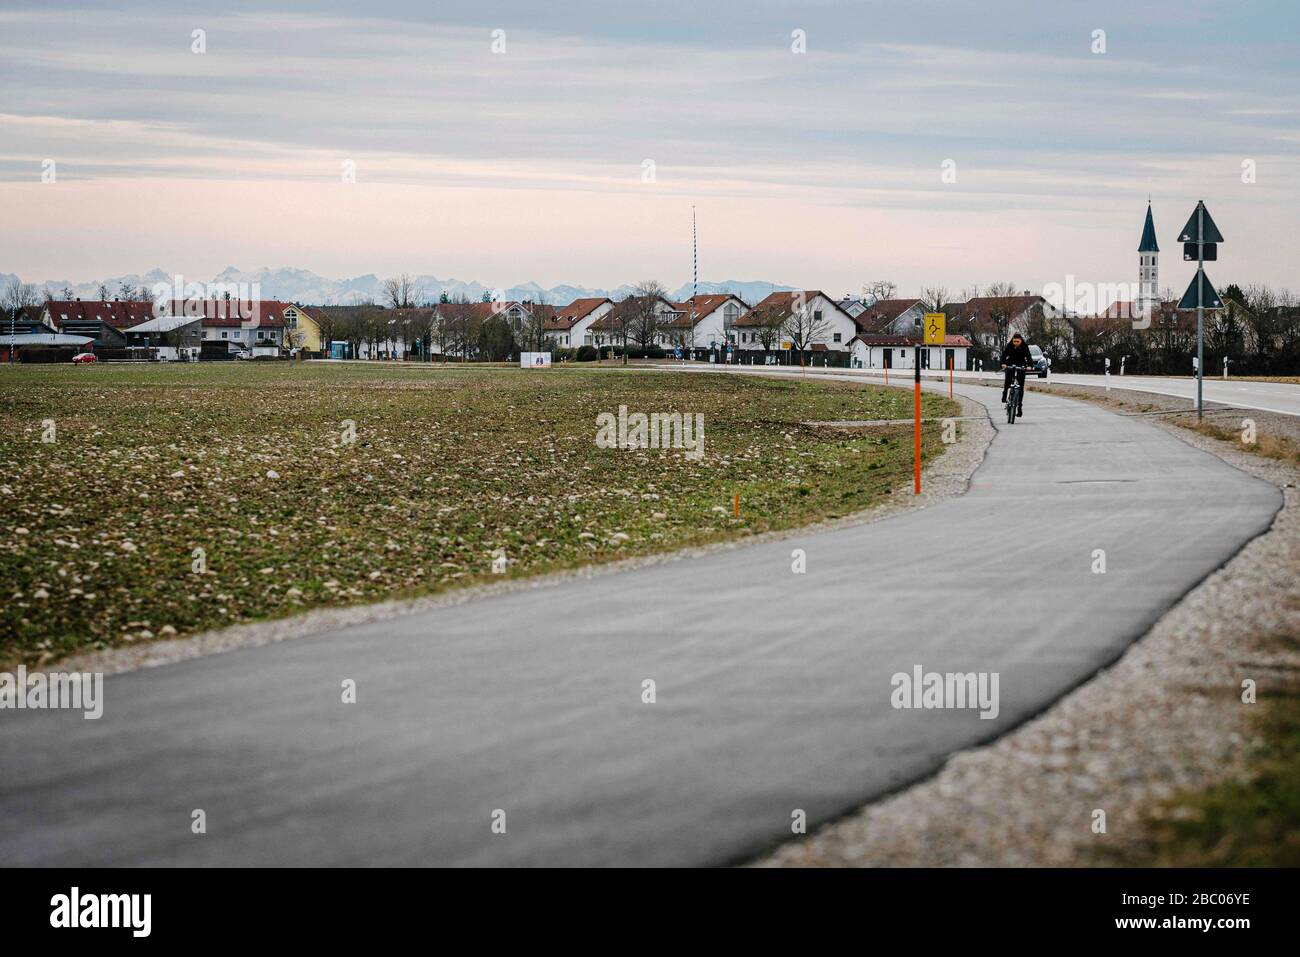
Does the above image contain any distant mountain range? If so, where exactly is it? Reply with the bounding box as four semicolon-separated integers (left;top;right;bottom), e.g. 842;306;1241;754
1;266;795;307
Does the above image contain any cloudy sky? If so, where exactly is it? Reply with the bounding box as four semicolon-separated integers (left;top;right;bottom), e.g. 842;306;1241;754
1;0;1297;298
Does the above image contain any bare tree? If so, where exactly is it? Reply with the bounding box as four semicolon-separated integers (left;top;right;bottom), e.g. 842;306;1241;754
920;285;950;315
603;297;637;363
629;280;667;351
3;278;40;360
983;280;1021;345
748;302;786;351
862;280;897;305
383;274;421;310
519;297;549;353
782;293;832;363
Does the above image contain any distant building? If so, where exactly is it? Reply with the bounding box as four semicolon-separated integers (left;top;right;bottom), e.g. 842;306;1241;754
853;298;926;336
41;300;151;348
123;315;203;360
660;294;747;350
543;297;612;347
283;305;325;353
734;291;857;352
1137;201;1160;317
849;334;972;371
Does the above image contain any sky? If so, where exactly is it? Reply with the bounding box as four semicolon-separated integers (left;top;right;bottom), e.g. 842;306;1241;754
1;0;1298;300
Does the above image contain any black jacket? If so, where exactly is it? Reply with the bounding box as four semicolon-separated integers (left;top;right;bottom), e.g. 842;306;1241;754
1001;340;1032;368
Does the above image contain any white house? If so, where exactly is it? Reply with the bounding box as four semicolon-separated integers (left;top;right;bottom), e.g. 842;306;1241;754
853;298;927;336
735;290;857;352
545;297;613;348
659;294;748;350
587;296;681;349
849;334;972;371
176;299;291;355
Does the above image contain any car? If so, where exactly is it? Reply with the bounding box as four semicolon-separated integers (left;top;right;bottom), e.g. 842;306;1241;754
1028;344;1051;378
71;352;97;363
234;349;253;361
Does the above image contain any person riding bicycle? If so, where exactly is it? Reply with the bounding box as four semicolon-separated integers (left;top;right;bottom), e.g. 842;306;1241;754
1000;333;1032;417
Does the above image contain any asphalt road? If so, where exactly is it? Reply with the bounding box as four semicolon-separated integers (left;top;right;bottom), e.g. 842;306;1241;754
0;378;1281;866
849;367;1300;417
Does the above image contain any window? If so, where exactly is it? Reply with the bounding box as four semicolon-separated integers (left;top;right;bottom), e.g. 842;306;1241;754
833;333;841;343
814;310;823;322
221;331;228;340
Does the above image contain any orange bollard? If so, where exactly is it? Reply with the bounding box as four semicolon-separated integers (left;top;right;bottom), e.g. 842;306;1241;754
913;379;922;495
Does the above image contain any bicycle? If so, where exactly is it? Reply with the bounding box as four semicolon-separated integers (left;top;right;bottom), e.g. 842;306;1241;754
1002;364;1028;424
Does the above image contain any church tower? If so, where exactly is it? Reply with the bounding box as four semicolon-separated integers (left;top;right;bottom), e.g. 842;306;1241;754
1137;201;1159;315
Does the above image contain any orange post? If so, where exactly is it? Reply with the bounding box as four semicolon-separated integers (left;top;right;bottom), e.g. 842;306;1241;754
913;379;922;495
733;493;739;517
949;356;953;399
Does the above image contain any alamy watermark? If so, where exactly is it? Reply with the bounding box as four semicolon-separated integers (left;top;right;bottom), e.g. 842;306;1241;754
891;664;999;720
1;666;103;719
150;274;264;321
596;406;705;460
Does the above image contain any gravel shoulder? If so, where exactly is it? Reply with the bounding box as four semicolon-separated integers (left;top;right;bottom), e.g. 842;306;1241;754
756;383;1299;867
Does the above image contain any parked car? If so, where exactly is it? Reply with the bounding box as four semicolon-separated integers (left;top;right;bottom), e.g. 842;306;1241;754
71;352;98;364
1028;344;1050;378
234;349;253;361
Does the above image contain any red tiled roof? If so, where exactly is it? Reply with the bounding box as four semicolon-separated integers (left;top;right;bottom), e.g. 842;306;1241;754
949;296;1045;324
545;297;610;330
588;296;680;330
44;300;154;330
854;298;922;333
1098;300;1179;320
161;299;295;327
735;290;848;327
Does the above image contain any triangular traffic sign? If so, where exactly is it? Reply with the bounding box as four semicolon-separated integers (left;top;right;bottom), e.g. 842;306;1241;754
1177;201;1224;244
1177;270;1223;310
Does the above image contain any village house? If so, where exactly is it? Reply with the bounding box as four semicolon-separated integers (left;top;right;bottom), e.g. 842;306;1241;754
166;299;292;357
543;297;612;348
282;304;325;353
657;294;748;350
41;299;153;348
734;290;857;352
586;295;683;350
852;298;927;336
849;333;973;371
946;293;1048;350
122;315;203;361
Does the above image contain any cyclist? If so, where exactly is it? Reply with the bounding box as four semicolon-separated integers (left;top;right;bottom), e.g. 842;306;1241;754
1000;333;1032;418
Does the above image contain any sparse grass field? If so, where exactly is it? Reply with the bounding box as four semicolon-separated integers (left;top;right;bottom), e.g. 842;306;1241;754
1;362;958;668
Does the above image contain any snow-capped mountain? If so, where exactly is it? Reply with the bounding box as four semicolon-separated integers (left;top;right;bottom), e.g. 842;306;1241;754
4;266;794;307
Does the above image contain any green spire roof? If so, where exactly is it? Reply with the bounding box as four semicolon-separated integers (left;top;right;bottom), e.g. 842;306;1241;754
1138;203;1159;253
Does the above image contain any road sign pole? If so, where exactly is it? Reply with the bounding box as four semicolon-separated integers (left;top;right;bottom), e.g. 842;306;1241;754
914;344;921;495
1196;203;1204;421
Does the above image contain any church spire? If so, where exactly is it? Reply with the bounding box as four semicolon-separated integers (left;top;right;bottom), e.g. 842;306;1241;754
1137;201;1160;312
1138;201;1159;253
